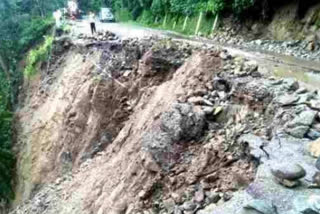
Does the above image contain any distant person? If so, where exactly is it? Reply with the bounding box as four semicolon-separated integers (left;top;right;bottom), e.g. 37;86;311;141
53;10;62;28
89;12;96;35
53;10;63;36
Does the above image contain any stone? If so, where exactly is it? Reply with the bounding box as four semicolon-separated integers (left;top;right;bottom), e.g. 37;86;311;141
219;51;231;60
203;99;214;106
174;206;182;214
182;201;197;211
294;195;320;214
316;157;320;171
309;138;320;158
205;191;221;204
188;97;204;105
238;134;268;160
243;199;278;214
194;188;205;203
163;198;176;214
283;78;299;91
307;129;320;140
271;163;306;180
285;125;310;139
276;95;299;106
312;172;320;186
202;106;214;115
296;87;308;94
223;192;233;201
196;204;216;214
243;60;258;73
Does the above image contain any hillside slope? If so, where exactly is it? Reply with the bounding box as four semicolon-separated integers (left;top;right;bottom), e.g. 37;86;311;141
11;34;320;214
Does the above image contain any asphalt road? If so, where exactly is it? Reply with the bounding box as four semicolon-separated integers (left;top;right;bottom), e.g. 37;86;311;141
72;20;320;88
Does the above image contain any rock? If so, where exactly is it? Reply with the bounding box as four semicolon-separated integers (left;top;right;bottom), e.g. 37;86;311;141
174;207;183;214
307;129;320;140
276;94;299;106
222;192;233;201
243;60;258;73
312;172;320;186
217;91;227;100
202;106;214;115
243;199;278;214
309;138;320;158
194;188;205;203
142;103;205;170
271;163;306;180
238;134;268;160
182;201;197;211
255;40;263;46
271;163;306;187
188;97;204;105
316;157;320;171
205;192;221;204
285;111;317;138
203;99;214;106
296;87;308;94
283;78;299;91
219;51;231;60
196;204;216;214
285;125;310;139
294;195;320;214
163;198;176;214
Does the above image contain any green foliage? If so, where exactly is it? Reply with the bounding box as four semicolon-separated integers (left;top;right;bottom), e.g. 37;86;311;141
137;10;155;25
207;0;225;14
232;0;254;14
0;79;14;201
19;18;54;52
115;9;133;21
24;36;54;78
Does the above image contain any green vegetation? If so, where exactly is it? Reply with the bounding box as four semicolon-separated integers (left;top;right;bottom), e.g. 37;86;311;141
0;0;63;205
110;0;255;36
24;36;54;78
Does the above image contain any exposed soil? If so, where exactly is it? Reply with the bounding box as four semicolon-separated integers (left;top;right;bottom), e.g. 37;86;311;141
11;30;320;214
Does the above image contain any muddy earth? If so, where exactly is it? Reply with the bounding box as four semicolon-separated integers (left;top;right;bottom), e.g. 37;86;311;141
10;31;320;214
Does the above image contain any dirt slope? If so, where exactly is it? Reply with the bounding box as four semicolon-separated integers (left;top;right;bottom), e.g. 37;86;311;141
12;34;320;214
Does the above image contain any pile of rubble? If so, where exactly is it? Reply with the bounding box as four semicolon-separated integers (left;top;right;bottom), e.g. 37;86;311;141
77;30;118;41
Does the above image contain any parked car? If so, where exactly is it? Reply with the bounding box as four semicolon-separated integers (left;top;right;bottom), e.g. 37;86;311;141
99;8;115;22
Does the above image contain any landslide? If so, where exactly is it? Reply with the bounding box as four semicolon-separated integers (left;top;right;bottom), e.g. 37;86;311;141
12;32;320;214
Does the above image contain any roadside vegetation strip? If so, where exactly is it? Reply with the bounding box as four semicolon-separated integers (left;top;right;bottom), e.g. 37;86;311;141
24;36;54;78
112;0;254;36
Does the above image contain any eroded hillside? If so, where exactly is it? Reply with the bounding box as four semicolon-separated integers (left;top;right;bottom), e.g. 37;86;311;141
11;33;320;214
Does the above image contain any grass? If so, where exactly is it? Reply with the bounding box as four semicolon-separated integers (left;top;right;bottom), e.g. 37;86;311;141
24;36;54;78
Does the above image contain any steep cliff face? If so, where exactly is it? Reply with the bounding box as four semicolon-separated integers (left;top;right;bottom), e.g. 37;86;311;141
13;39;146;206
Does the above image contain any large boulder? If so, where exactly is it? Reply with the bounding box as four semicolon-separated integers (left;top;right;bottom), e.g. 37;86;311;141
142;103;205;170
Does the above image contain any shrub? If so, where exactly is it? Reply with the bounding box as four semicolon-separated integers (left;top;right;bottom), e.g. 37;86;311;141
24;36;54;78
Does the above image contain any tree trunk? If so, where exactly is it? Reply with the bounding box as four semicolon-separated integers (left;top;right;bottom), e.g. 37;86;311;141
162;13;168;28
182;16;189;31
212;13;219;33
173;16;178;29
195;12;203;35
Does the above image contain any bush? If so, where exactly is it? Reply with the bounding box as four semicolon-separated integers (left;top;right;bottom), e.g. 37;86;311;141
24;36;54;78
18;17;54;53
0;94;13;202
115;9;133;22
137;10;155;25
232;0;254;15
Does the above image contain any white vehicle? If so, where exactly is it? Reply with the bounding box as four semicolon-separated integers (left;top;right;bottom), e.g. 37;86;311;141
99;8;115;22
